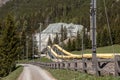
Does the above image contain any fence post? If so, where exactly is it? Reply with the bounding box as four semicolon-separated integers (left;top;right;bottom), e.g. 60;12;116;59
74;61;78;71
82;58;87;73
115;55;120;76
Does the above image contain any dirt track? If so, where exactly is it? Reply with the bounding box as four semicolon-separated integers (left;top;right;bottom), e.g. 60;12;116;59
18;64;56;80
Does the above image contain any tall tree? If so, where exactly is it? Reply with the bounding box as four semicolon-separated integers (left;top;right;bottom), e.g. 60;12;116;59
0;14;19;77
67;38;72;51
47;35;53;46
83;28;91;49
63;26;67;40
76;30;82;51
71;39;76;51
60;25;68;42
60;25;64;42
103;27;110;46
53;33;59;44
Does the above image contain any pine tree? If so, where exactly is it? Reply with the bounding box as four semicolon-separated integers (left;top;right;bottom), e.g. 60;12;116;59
101;27;110;46
67;38;72;51
53;33;59;44
60;25;64;42
63;26;67;40
71;39;76;51
0;14;19;77
76;30;82;51
19;20;27;60
60;25;68;42
19;31;26;60
27;35;32;59
114;27;120;44
83;28;91;49
47;35;53;46
33;36;39;55
62;42;67;50
97;30;103;47
0;21;2;34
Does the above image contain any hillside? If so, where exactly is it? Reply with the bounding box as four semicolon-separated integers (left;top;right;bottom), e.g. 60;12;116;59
0;0;119;28
72;44;120;54
0;0;120;55
0;0;119;78
0;0;119;43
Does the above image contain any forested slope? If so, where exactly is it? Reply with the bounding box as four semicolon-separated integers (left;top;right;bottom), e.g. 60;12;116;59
0;0;119;77
0;0;120;50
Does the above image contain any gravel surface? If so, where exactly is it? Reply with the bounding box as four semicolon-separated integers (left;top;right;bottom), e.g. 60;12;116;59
18;64;56;80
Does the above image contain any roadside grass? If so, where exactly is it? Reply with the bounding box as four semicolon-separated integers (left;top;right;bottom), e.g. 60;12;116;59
72;45;120;54
1;66;23;80
40;57;52;62
18;57;52;63
47;69;120;80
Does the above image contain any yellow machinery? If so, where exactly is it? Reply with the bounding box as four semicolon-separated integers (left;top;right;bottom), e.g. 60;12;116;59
47;44;120;59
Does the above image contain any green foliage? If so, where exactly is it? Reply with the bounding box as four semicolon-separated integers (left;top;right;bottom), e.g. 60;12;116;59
76;30;82;50
53;33;59;44
0;14;20;77
0;0;119;51
33;36;39;56
47;35;53;46
63;26;67;40
83;28;91;49
60;25;67;42
67;39;72;51
71;39;76;51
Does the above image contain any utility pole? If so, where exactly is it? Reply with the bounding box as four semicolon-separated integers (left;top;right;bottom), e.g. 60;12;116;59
82;30;84;58
90;0;100;76
26;36;29;61
18;32;22;63
39;23;42;59
32;34;34;62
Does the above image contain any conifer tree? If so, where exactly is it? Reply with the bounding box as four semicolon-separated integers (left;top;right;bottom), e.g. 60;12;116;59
60;25;68;42
53;33;59;44
20;31;26;60
83;28;91;49
47;35;53;46
114;27;120;44
33;36;39;55
60;25;64;42
63;26;67;40
0;14;19;77
71;39;76;51
62;42;67;50
28;35;33;59
101;27;110;46
76;30;82;51
67;38;72;51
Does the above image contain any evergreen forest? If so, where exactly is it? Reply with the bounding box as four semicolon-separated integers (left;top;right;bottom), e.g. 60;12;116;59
0;0;120;77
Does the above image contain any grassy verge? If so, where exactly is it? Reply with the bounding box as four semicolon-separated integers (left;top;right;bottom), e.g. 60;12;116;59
40;57;52;62
46;68;120;80
18;57;52;63
72;45;120;54
1;66;23;80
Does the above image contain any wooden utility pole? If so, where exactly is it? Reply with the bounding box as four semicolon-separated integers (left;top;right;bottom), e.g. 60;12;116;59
90;0;100;76
32;34;34;62
39;23;42;59
26;36;29;60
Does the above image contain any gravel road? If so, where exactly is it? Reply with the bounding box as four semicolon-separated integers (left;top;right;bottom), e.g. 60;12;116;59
18;64;56;80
